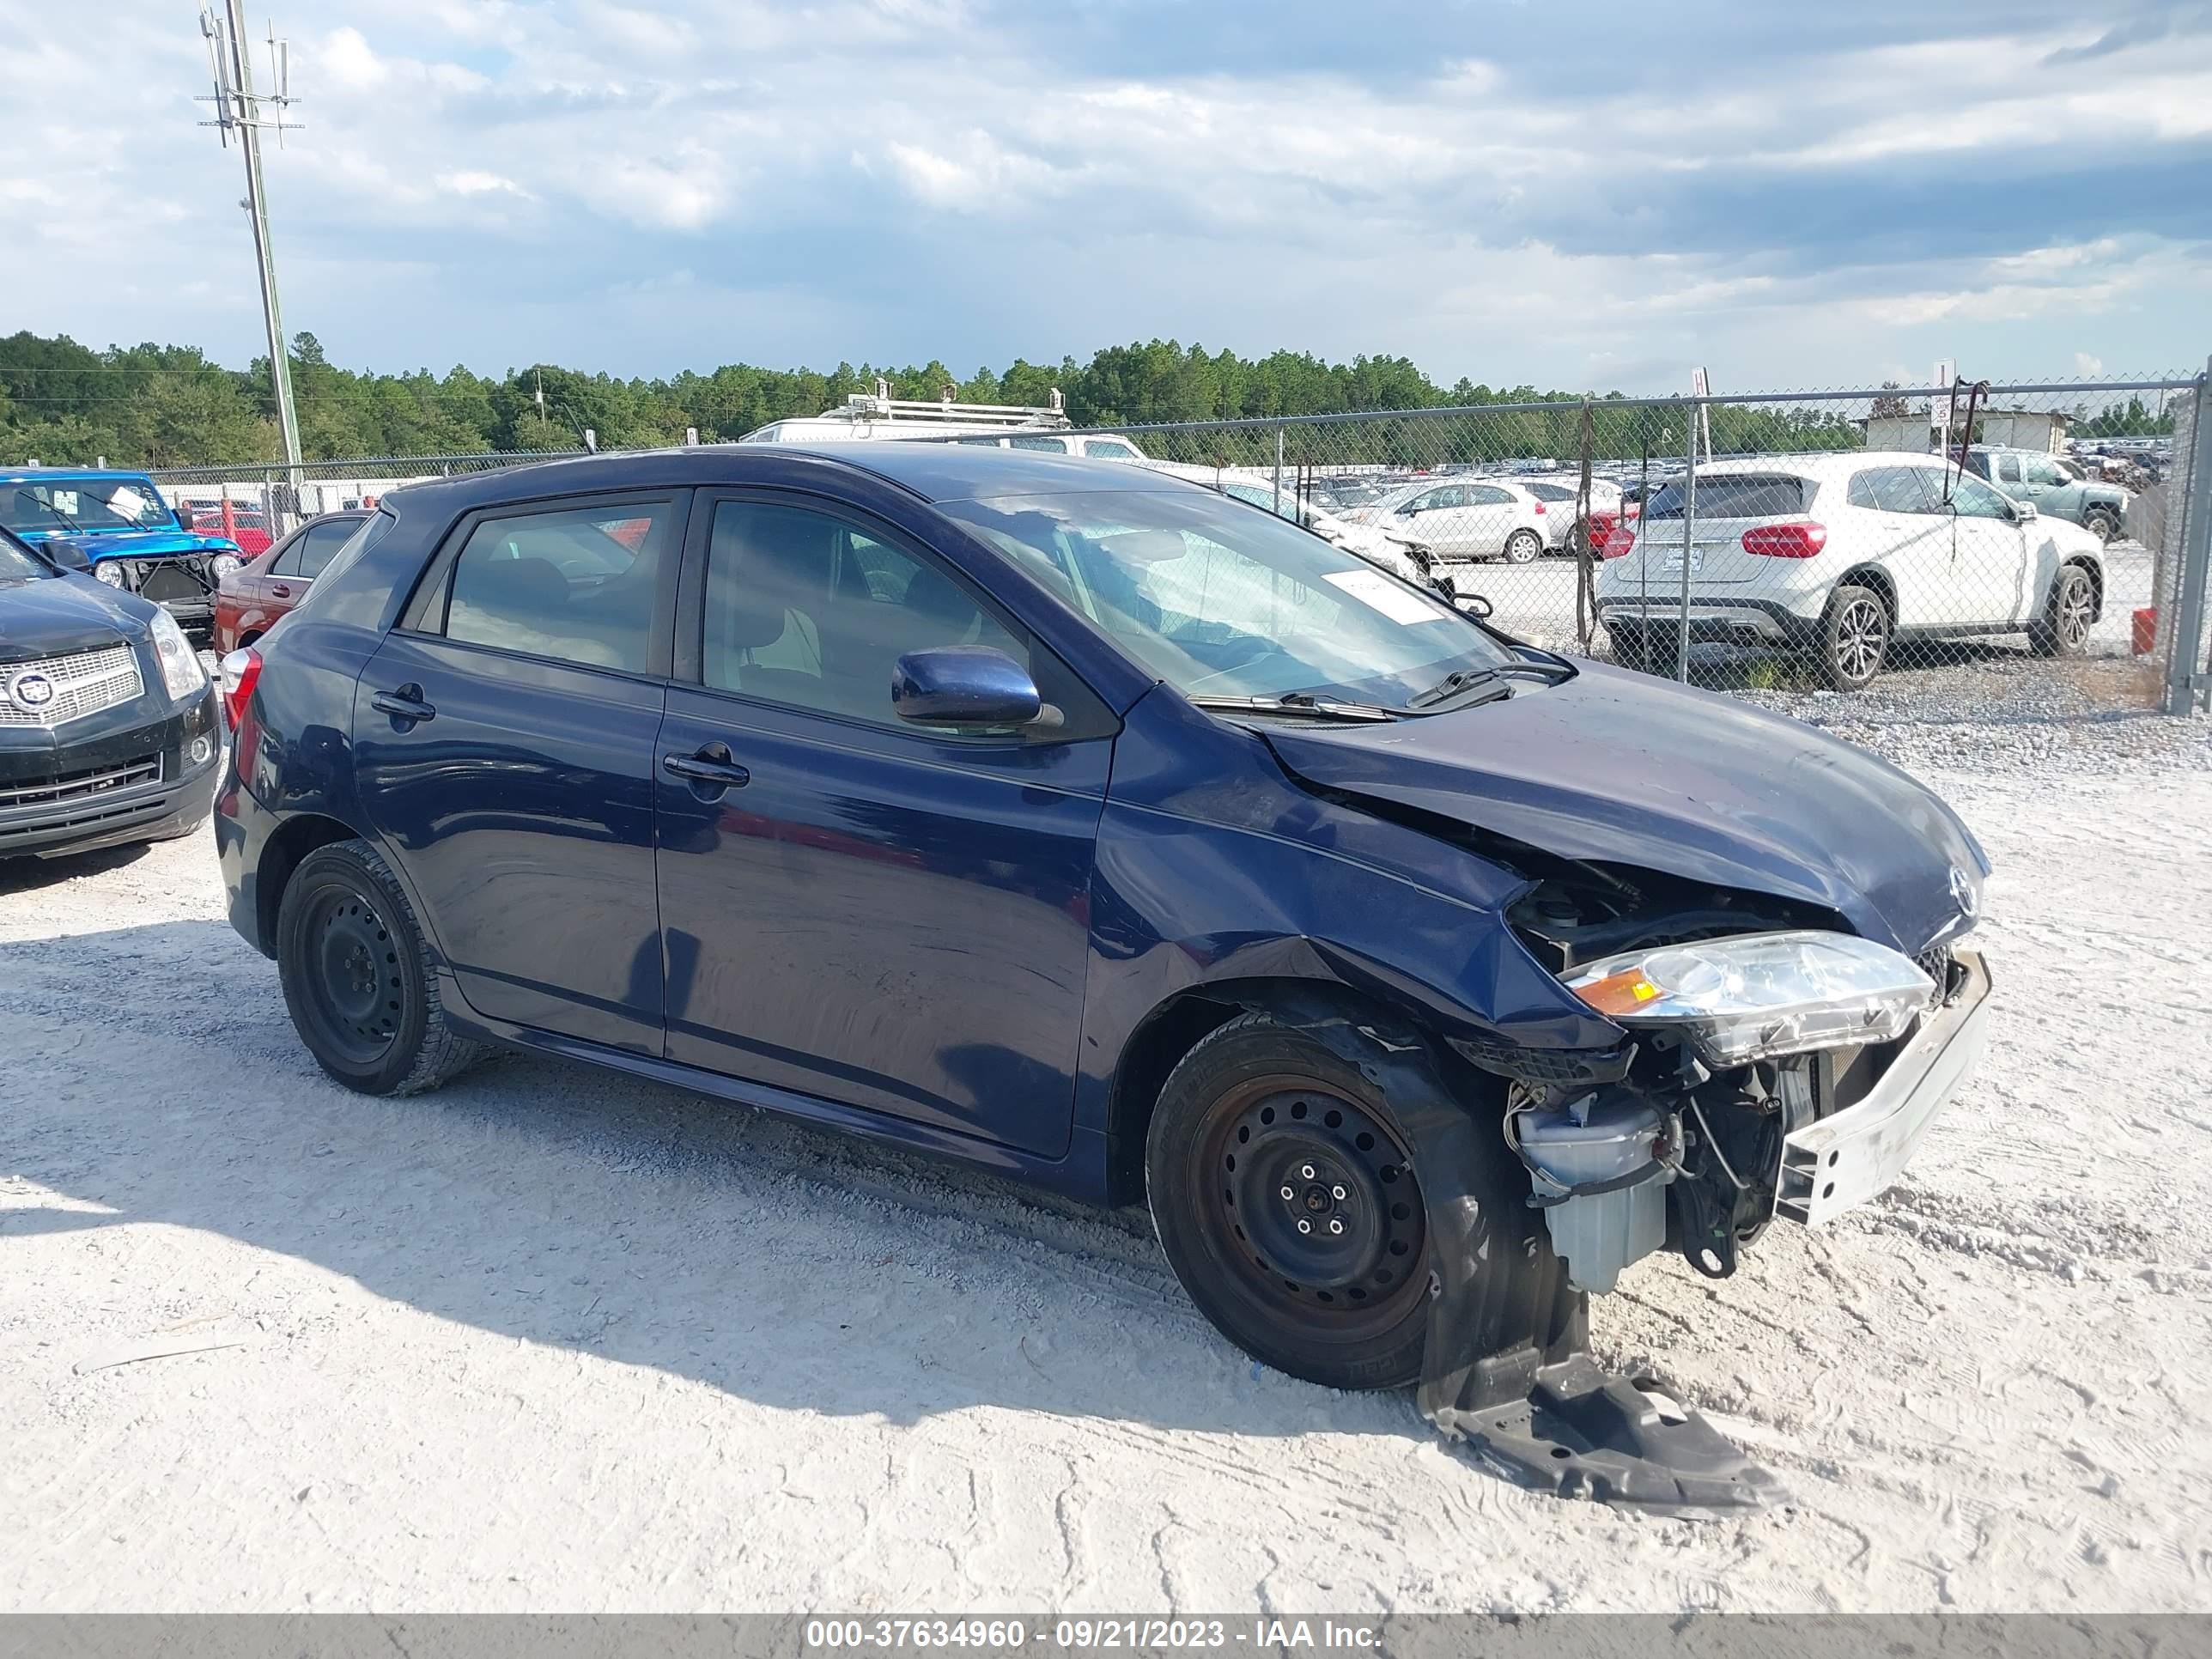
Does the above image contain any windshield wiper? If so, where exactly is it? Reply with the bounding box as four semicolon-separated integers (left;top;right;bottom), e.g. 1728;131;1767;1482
1188;692;1399;723
1407;657;1576;710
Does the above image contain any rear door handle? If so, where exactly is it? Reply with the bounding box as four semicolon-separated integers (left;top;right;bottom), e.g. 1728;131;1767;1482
662;745;750;790
370;684;436;723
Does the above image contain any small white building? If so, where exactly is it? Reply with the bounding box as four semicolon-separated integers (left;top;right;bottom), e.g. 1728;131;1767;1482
1862;409;2069;454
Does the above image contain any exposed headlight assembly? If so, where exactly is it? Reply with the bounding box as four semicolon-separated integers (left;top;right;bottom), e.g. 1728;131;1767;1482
94;562;128;587
147;608;208;700
1565;929;1933;1067
210;552;244;580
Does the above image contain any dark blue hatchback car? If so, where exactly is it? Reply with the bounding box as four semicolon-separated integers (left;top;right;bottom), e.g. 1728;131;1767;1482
215;444;1991;1470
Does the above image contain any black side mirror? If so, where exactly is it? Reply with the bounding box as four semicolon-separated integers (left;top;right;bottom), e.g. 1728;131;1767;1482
1455;592;1494;619
174;507;198;531
44;540;90;574
892;647;1043;729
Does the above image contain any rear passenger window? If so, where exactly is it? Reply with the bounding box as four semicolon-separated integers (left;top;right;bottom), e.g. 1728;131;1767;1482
1848;468;1940;514
428;501;673;672
1083;440;1138;459
1996;455;2023;483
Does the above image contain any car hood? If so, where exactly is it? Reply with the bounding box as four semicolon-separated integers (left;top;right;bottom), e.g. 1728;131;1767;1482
19;527;239;560
0;574;144;663
1259;660;1986;956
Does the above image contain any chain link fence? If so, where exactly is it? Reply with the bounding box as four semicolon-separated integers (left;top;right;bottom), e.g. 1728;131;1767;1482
145;371;2209;708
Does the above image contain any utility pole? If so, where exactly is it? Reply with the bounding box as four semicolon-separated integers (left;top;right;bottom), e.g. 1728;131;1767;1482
199;3;302;484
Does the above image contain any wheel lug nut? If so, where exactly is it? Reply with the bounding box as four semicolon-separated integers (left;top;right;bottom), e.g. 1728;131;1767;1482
1332;1185;1347;1200
1280;1186;1294;1200
1328;1219;1344;1235
1300;1164;1316;1180
1297;1218;1312;1234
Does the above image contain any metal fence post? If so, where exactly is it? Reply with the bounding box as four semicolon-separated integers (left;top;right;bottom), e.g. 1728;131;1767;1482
1675;401;1697;683
2163;361;2212;716
1273;428;1285;515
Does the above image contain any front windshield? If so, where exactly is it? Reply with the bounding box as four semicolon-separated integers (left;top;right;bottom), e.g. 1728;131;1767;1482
2;477;175;535
938;488;1515;710
0;527;49;583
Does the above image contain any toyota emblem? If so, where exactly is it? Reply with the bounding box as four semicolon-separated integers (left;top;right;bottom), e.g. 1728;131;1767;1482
6;671;56;713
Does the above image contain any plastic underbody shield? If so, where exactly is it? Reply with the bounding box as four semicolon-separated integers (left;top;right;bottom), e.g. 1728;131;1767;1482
1257;998;1780;1511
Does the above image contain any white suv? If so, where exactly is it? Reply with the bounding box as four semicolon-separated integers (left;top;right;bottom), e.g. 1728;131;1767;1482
1593;452;2106;690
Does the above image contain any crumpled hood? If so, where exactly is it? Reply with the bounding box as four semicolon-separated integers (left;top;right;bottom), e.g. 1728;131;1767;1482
20;527;238;561
0;574;144;663
1260;660;1987;956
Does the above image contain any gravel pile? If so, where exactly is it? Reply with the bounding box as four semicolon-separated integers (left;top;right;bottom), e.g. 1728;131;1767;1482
1735;657;2209;777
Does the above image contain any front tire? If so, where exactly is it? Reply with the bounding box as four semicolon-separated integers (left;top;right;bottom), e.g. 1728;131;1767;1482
2031;563;2095;658
1819;584;1889;691
276;837;487;1096
1146;1013;1431;1390
2082;507;2119;545
1502;530;1543;565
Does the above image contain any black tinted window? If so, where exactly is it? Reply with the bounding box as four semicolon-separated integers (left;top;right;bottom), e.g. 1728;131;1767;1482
274;517;362;578
433;501;672;672
1524;483;1577;501
702;501;1028;726
1643;476;1807;520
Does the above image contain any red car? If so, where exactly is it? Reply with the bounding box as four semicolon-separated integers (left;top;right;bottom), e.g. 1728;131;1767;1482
213;510;371;655
179;500;276;556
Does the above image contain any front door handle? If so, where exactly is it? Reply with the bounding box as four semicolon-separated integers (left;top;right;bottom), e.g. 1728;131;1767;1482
270;582;292;599
370;684;436;724
663;744;751;791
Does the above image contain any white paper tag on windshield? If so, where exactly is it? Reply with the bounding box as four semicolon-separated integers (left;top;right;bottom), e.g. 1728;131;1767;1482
106;486;148;520
1322;566;1443;625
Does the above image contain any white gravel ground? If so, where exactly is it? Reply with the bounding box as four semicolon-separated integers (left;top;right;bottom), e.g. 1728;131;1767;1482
3;695;2210;1613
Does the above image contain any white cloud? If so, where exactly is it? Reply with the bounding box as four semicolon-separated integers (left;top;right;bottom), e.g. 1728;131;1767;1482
2;0;2207;391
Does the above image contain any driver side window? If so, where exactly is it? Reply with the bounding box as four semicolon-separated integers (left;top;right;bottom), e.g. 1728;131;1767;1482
1949;474;2015;521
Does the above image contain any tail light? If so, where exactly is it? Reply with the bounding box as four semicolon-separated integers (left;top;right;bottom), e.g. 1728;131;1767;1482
218;646;262;729
1741;522;1827;558
1601;525;1637;559
1531;500;1547;514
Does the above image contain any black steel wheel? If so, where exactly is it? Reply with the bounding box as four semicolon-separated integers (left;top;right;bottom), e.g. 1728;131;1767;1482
1819;584;1889;691
1147;1013;1431;1389
276;838;487;1096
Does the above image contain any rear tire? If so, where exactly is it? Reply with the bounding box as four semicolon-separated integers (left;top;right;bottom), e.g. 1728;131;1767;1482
1819;584;1889;691
1146;1013;1431;1390
2030;563;2095;658
276;837;488;1097
1503;530;1542;565
2082;508;2119;545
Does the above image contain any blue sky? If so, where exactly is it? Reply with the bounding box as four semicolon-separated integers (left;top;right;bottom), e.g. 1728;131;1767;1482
5;0;2209;392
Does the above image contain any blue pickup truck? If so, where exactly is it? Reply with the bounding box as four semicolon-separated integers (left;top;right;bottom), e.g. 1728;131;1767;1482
0;468;247;646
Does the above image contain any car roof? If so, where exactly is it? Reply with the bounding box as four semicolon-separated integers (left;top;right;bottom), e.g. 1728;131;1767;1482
386;442;1209;513
0;467;159;483
1686;451;1952;482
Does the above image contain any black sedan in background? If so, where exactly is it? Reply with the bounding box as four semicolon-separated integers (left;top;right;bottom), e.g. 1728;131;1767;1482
0;526;223;860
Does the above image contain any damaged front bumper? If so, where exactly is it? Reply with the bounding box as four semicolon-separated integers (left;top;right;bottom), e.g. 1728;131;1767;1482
1777;947;1991;1225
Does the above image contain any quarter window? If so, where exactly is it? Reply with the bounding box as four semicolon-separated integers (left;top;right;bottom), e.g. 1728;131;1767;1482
701;501;1029;726
429;501;673;672
1084;440;1139;459
1996;454;2024;483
